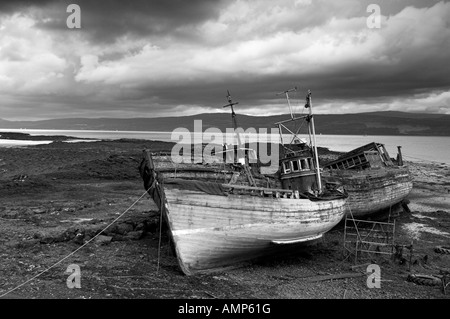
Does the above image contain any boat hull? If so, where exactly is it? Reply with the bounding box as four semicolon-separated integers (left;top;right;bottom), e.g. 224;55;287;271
323;167;413;218
160;186;346;274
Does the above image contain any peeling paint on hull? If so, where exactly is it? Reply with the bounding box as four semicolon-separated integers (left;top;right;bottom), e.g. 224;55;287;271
323;167;413;218
161;187;346;275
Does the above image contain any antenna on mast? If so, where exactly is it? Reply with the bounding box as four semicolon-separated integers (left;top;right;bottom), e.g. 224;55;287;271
223;90;238;119
276;86;298;119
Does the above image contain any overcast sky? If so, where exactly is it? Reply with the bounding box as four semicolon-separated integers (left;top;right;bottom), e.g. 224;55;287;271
0;0;449;120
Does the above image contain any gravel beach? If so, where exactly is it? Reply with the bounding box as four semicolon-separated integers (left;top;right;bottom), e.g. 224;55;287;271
0;133;449;299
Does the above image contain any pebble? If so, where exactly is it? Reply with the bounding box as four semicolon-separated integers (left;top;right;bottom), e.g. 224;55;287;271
95;235;113;245
116;223;134;235
32;208;47;214
73;233;85;245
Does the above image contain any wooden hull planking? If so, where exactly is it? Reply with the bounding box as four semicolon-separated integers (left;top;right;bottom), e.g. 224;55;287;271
323;168;413;218
160;187;346;274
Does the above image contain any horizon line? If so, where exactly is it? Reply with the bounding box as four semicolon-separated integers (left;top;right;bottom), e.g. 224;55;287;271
1;110;447;122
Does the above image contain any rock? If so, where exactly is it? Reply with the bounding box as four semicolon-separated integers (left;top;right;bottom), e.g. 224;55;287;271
57;231;73;242
39;235;55;244
32;208;47;214
73;233;85;245
33;232;43;240
18;239;39;249
103;224;117;236
135;222;146;232
3;211;19;219
88;218;101;224
30;215;42;223
95;235;112;245
57;226;84;242
84;227;100;238
116;223;134;235
5;240;20;249
125;231;144;241
112;234;125;242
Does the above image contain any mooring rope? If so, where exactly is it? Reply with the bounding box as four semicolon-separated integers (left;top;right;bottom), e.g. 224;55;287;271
0;188;151;298
156;181;164;273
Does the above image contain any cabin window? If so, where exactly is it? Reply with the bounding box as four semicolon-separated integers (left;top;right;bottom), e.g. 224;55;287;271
308;158;314;169
283;162;291;174
291;160;300;172
301;159;308;170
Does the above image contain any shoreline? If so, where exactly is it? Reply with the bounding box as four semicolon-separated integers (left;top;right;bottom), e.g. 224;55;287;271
1;131;449;165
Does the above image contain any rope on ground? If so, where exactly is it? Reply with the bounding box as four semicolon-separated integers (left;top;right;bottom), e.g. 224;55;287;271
0;188;151;298
157;181;164;273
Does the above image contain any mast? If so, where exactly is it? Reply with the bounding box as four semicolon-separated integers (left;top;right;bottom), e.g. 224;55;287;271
274;87;308;155
275;87;323;193
222;90;242;147
222;91;256;186
304;90;322;192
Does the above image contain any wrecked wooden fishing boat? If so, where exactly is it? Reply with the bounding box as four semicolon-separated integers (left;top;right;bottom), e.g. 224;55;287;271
321;142;413;219
139;89;347;275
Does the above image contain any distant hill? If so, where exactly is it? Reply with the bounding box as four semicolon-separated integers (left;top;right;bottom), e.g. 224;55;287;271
0;111;449;136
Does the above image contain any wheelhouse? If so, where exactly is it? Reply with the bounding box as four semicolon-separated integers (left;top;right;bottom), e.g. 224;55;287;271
280;153;318;193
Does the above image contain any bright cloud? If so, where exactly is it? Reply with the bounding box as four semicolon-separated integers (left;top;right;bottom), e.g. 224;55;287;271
0;14;67;93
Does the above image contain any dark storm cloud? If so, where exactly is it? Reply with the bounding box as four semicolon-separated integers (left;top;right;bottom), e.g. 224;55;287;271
0;0;54;12
0;0;228;43
1;0;450;120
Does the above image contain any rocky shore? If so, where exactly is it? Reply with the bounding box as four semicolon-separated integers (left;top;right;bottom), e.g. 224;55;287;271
0;133;449;299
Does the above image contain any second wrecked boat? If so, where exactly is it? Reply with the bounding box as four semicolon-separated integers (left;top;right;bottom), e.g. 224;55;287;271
322;142;413;219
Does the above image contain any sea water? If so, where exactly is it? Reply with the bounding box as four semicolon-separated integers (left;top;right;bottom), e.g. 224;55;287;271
0;129;449;164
